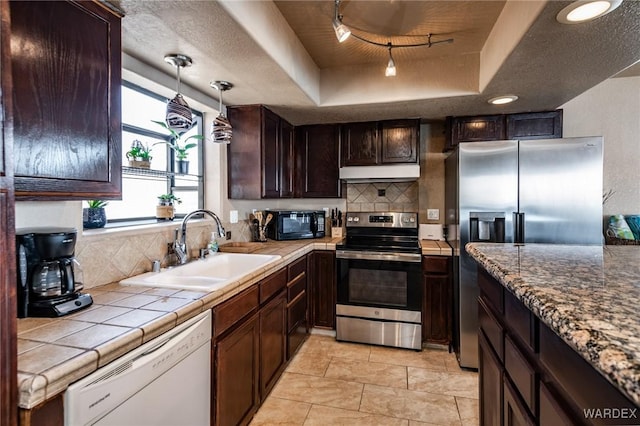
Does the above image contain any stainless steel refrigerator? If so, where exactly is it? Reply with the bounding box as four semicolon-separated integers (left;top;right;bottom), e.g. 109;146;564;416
445;137;603;369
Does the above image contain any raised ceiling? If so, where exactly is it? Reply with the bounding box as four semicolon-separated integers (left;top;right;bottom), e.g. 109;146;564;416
116;0;640;125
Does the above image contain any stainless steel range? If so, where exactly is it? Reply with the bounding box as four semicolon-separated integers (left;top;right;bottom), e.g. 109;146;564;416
336;212;422;350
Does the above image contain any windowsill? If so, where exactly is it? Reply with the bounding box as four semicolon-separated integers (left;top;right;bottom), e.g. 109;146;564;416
81;218;214;240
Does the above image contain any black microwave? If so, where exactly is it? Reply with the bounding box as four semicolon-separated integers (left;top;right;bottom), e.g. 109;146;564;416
265;210;326;241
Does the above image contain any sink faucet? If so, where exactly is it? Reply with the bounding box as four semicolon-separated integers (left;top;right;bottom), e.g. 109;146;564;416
173;209;226;265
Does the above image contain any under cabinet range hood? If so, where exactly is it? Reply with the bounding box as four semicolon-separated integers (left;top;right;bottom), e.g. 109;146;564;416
339;164;420;182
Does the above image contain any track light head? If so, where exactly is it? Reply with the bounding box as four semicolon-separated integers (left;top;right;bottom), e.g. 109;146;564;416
385;44;396;77
333;0;351;43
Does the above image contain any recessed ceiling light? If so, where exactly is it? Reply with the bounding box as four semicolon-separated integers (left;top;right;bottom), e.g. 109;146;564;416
488;95;518;105
556;0;622;24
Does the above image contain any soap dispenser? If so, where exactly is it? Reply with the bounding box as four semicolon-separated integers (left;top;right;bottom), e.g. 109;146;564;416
208;232;219;254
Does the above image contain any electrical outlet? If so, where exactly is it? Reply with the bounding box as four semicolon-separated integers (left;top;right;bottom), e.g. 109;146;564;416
226;231;231;240
427;209;440;220
230;210;238;223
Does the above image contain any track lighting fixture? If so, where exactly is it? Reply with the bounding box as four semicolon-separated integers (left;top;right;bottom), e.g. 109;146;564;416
332;1;454;77
164;54;194;132
210;81;233;144
385;43;396;77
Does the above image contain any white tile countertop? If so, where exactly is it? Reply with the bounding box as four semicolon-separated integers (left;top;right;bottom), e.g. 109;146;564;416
16;238;341;409
466;243;640;407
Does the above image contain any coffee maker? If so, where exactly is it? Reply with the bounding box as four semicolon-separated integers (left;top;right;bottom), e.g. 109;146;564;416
16;227;93;318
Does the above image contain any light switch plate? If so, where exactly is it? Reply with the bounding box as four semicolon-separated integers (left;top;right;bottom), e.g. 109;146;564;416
427;209;440;220
230;210;238;223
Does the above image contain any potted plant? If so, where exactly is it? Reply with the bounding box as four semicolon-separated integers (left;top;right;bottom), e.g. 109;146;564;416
125;140;152;169
156;194;182;221
152;120;203;175
83;200;108;229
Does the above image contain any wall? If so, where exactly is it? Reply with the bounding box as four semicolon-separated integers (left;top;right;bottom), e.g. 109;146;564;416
14;75;639;287
560;75;640;216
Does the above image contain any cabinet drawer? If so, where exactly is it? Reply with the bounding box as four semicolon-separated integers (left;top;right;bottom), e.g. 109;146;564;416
504;290;535;351
259;268;287;304
288;273;306;301
213;285;259;337
422;256;449;274
478;268;504;314
288;256;306;281
504;335;536;415
287;290;307;332
503;375;535;426
539;381;576;426
478;298;504;362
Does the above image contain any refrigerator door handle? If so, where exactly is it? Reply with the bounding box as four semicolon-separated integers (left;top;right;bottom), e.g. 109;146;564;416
513;212;525;244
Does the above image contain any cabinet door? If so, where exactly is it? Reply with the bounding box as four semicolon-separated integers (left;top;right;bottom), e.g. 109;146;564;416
479;331;503;426
261;108;280;198
309;251;336;329
381;119;419;163
422;256;451;344
259;292;287;400
446;115;506;150
341;121;379;166
279;119;294;198
214;314;259;426
506;110;562;140
11;1;122;199
0;2;16;420
296;124;341;198
422;273;450;344
503;377;535;426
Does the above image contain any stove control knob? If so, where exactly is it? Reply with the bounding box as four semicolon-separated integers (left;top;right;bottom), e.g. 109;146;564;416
409;217;415;223
347;217;353;222
353;217;360;222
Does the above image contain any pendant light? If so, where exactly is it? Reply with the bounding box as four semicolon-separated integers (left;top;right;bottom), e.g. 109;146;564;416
210;81;233;144
164;54;194;132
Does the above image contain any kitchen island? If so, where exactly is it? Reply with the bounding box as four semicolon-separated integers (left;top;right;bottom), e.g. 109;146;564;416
467;243;640;424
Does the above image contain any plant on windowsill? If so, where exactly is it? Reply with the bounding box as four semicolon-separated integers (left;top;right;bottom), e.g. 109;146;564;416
125;140;153;169
83;200;108;229
152;120;203;175
156;194;182;222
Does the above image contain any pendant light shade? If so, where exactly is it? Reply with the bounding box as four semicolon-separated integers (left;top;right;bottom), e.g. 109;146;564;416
210;81;233;144
164;54;194;132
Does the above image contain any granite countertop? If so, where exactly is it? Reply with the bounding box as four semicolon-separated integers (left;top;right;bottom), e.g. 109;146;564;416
466;243;640;406
16;237;341;409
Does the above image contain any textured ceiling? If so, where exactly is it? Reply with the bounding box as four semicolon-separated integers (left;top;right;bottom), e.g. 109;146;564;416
116;0;640;125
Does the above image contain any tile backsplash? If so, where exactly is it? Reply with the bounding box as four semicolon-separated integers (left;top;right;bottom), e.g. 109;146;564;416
76;220;251;289
346;182;418;212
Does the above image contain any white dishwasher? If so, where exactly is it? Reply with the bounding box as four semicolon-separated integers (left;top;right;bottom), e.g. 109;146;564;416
64;310;211;426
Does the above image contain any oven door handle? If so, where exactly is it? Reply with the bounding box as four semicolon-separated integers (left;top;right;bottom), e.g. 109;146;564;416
335;250;422;263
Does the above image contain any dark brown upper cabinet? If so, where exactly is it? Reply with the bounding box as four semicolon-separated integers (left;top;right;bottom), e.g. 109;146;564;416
10;1;122;200
295;124;341;198
445;110;563;151
227;105;294;199
341;119;420;166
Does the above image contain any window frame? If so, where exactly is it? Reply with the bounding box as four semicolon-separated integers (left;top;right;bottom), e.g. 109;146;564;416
106;81;204;225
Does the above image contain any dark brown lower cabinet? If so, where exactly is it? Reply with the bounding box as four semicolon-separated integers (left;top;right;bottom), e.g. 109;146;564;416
478;267;639;426
214;312;260;426
479;331;503;426
309;251;336;329
422;256;452;344
259;292;287;399
286;255;308;359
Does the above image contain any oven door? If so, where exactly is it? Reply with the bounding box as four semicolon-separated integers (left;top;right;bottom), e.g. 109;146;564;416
336;250;422;312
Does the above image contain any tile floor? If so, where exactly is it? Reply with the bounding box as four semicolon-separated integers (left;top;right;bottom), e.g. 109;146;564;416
250;335;479;426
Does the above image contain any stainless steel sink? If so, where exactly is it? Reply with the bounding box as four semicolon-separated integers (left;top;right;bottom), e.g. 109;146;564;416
120;252;282;292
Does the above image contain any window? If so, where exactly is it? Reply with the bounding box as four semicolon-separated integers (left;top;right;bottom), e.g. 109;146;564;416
105;82;204;224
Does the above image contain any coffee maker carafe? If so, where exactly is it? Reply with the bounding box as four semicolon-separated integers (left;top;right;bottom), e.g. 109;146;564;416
16;227;93;318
